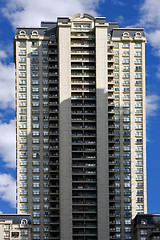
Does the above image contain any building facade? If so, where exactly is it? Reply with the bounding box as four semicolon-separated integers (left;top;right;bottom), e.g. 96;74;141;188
132;214;160;240
0;214;31;240
14;13;147;240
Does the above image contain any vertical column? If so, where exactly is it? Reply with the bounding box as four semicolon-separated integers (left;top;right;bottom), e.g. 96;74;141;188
142;41;147;213
130;42;137;218
15;39;21;213
58;22;72;240
119;42;125;239
95;23;109;240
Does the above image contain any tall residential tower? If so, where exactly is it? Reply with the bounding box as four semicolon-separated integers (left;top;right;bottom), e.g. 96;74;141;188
14;13;147;240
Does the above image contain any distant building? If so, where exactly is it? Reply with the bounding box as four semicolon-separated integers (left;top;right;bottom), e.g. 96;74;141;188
0;214;31;240
132;214;160;239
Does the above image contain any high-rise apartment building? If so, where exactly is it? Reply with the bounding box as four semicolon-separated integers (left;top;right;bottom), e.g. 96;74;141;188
14;13;147;240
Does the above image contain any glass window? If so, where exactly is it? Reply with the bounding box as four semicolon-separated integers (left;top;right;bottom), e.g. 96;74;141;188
19;41;26;47
136;124;142;129
124;175;130;181
44;219;49;224
33;234;40;239
33;227;40;232
42;50;48;55
123;65;130;71
32;131;40;136
125;219;131;225
135;190;142;200
20;197;28;202
42;41;48;46
123;43;129;47
136;161;143;166
135;42;142;48
125;234;132;239
124;212;131;217
123;124;130;129
32;102;39;107
43;58;48;63
19;79;26;84
116;219;121;224
33;168;40;173
33;124;39;129
19;72;26;77
20;57;26;62
124;204;131;210
135;58;142;63
33;190;40;195
32;50;39;55
123;58;129;63
137;175;143;180
124;182;131;188
20;101;27;106
124;168;130;173
32;87;39;92
140;229;147;235
21;230;28;235
32;72;39;77
123;102;130;107
33;212;40;217
124;197;131;202
20;175;27;180
33;138;40;143
123;51;129;56
125;227;131;232
32;95;39;100
32;64;39;70
136;153;143;158
114;42;119;47
33;197;40;202
33;175;40;180
32;80;39;85
123;73;130;78
135;73;142;78
20;167;27;173
32;145;40;150
19;64;26;70
19;50;26;55
21;182;28;187
32;41;39;46
135;51;142;56
20;94;27;99
33;219;40;225
137;168;143;173
114;58;119;63
32;58;39;63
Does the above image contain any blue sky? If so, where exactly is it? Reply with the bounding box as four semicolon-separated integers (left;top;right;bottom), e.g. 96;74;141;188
0;0;160;214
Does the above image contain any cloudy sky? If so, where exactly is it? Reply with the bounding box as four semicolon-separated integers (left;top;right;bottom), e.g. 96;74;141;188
0;0;160;214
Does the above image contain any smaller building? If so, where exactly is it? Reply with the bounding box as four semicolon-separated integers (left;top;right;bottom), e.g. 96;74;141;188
0;214;31;240
132;214;160;240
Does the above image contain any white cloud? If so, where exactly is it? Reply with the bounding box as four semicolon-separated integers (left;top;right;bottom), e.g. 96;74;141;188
116;15;124;24
0;50;7;59
0;62;15;109
139;0;160;29
0;173;16;208
146;31;160;56
136;0;160;56
2;0;103;28
0;119;16;168
146;95;160;117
